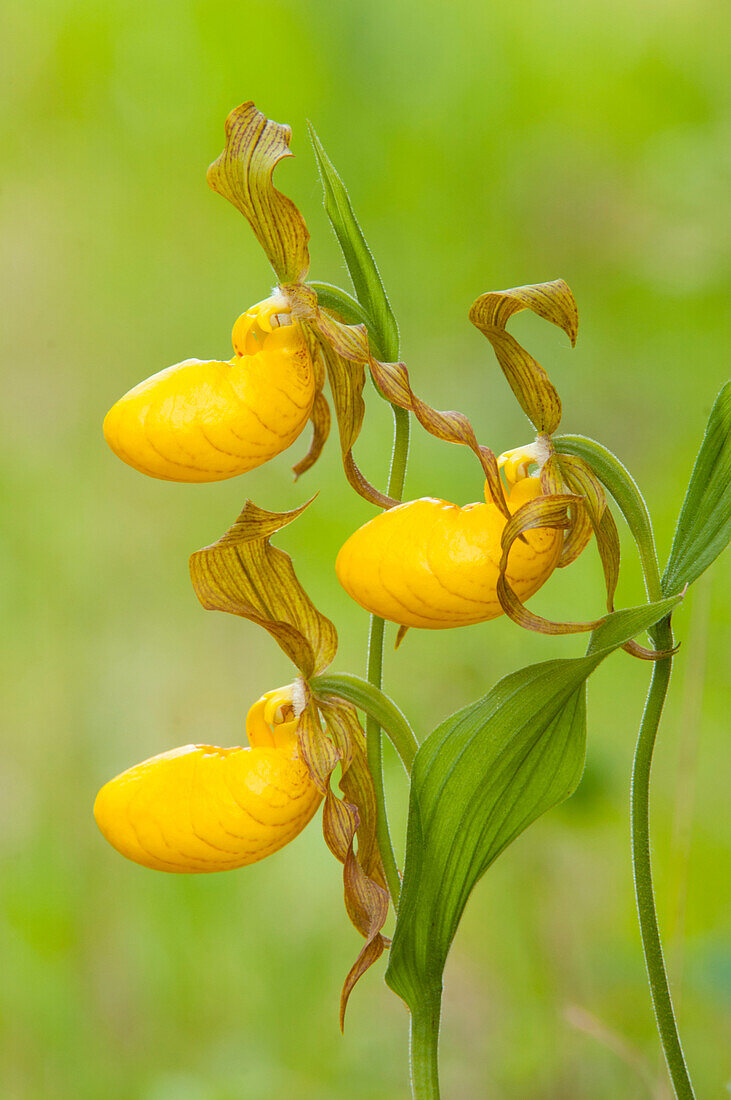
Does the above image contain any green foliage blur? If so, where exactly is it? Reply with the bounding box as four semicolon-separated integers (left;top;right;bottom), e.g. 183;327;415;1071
2;1;728;1096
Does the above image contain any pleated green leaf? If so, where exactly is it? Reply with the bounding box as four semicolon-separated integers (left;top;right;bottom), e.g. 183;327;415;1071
308;124;399;361
662;380;731;596
385;597;679;1013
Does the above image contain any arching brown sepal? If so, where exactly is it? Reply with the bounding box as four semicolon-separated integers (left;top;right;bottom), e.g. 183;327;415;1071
469;280;578;434
189;499;337;678
207;102;311;283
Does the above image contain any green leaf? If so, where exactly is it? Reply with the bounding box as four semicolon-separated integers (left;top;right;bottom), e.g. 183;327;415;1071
308;125;399;361
385;597;679;1012
662;381;731;596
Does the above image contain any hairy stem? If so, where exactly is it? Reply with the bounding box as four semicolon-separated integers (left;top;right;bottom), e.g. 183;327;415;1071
409;996;442;1100
632;622;695;1099
556;434;695;1096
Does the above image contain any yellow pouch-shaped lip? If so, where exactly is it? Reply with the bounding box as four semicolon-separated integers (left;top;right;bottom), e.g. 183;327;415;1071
103;297;315;483
335;476;563;629
94;689;322;873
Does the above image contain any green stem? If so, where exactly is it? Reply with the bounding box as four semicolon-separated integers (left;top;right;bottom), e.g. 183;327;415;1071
632;626;695;1099
310;672;419;774
556;434;695;1097
365;403;411;909
409;997;442;1100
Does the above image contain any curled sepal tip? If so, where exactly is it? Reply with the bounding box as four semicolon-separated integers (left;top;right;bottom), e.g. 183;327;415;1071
497;493;597;634
207;102;310;284
553;452;671;659
189;498;337;679
469;279;578;434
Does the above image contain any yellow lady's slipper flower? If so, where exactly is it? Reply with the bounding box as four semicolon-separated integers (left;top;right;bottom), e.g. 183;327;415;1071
103;296;315;482
93;686;322;872
335;466;563;629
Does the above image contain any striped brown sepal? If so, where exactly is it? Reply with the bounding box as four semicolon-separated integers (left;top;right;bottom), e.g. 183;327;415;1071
207;102;310;284
469;280;578;434
189;499;338;678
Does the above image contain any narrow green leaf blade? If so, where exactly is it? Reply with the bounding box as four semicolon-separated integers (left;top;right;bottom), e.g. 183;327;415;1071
308;125;399;361
385;597;679;1012
662;381;731;596
584;595;679;656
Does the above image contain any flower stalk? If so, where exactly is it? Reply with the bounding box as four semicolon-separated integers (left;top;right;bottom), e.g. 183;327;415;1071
632;637;695;1099
556;434;696;1098
365;400;410;910
409;997;442;1100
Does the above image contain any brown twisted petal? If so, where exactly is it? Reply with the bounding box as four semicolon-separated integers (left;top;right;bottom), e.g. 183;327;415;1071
297;700;389;1027
555;453;675;660
537;452;591;567
496;493;605;634
285;282;508;515
469;279;579;435
291;353;331;480
368;357;508;516
292;328;330;479
291;389;331;478
316;697;382;884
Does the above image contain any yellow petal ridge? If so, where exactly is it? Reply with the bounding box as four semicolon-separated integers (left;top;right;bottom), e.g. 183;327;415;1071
335;474;564;629
103;297;315;483
93;685;321;873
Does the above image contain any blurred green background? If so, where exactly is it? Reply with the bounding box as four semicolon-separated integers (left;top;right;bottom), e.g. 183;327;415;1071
2;0;729;1096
